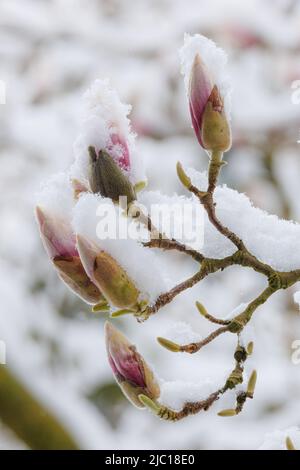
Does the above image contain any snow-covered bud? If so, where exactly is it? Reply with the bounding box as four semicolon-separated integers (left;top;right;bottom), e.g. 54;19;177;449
88;146;136;203
180;34;232;153
35;207;105;305
77;236;140;309
71;79;146;198
105;322;160;408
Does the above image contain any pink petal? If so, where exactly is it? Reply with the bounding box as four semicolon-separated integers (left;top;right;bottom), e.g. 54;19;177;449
76;235;98;281
109;349;145;388
36;206;77;259
109;133;130;171
189;55;213;146
105;322;145;388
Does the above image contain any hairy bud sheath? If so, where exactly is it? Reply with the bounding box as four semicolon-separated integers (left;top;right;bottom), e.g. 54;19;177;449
189;55;231;152
105;322;160;408
35;207;105;305
77;235;140;309
88;147;136;203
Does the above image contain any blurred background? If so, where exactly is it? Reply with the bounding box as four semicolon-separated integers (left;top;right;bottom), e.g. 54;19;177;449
0;0;300;450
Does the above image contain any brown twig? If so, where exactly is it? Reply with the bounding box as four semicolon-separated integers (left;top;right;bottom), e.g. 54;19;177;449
195;302;231;325
144;238;204;263
157;388;225;421
130;203;204;263
180;326;229;354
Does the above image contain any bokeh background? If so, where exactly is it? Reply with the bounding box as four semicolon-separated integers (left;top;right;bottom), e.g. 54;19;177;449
1;0;300;450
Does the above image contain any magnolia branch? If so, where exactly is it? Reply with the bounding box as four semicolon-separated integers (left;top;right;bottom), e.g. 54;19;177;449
136;154;300;419
141;340;256;421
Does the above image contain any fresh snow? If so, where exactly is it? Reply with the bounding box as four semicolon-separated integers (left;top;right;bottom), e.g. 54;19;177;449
72;192;169;302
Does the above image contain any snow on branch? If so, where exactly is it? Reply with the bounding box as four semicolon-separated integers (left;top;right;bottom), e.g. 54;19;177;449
35;32;300;424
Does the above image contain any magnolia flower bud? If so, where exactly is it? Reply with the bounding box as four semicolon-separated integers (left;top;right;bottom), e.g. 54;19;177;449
88;146;136;204
189;54;213;148
105;322;160;408
189;55;231;152
36;207;105;305
77;236;140;309
182;41;232;153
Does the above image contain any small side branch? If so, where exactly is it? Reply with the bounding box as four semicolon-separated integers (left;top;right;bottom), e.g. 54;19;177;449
179;326;229;354
144;269;207;320
144;238;204;263
131;203;204;263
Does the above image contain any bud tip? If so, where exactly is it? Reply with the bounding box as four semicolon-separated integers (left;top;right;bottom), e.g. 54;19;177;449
286;436;296;451
176;162;191;189
138;394;160;415
157;337;181;352
247;370;257;397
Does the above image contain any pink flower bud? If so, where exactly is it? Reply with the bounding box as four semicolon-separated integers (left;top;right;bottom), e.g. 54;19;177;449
189;54;213;148
105;322;160;408
36;206;77;259
180;34;232;153
189;56;231;152
36;207;105;305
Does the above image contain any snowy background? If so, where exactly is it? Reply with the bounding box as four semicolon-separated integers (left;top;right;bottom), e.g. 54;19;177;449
1;0;300;450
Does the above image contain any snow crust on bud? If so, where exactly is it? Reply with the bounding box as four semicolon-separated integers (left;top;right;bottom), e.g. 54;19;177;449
71;79;145;190
179;33;232;120
35;173;76;258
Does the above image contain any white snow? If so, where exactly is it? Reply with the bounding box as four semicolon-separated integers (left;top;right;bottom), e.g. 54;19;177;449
159;379;216;411
162;321;202;344
188;168;300;271
35;172;76;257
72;192;169;302
259;426;300;450
70;78;145;186
138;190;204;250
35;172;74;222
293;291;300;309
224;302;248;321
